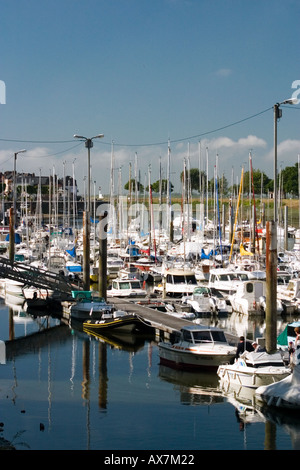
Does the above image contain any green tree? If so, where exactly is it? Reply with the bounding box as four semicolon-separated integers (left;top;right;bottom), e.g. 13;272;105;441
124;179;144;193
242;169;272;194
149;179;174;194
281;163;299;196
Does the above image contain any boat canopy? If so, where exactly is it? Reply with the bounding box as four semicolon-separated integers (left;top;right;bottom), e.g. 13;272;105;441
242;351;285;367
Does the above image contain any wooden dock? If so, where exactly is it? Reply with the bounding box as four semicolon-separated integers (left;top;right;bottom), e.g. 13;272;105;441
63;296;239;345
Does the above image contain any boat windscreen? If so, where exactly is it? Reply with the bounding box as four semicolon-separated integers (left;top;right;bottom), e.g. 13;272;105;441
130;281;142;289
192;331;212;343
211;330;228;343
185;275;197;284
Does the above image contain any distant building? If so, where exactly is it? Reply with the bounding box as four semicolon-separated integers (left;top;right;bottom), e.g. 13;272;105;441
0;172;78;199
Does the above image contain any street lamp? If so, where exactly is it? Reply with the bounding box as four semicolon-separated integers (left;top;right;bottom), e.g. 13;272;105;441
273;98;297;222
13;149;26;216
266;97;297;352
73;134;104;213
9;149;26;263
73;134;104;290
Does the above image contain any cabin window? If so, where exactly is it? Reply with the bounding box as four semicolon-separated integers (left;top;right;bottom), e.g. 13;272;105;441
120;282;130;289
192;331;212;343
166;274;173;283
246;283;253;293
185;275;196;284
130;281;141;289
182;330;192;342
211;331;227;343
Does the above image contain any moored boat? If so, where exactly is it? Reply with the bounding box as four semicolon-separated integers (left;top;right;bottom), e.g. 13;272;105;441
70;291;114;320
255;360;300;410
158;325;236;371
228;279;267;316
217;351;291;388
154;267;198;297
107;277;147;298
83;310;146;334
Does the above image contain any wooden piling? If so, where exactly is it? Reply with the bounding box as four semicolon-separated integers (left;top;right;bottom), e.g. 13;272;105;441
265;220;277;353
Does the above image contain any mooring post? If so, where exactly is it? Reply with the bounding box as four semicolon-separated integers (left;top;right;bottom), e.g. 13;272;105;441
265;220;277;353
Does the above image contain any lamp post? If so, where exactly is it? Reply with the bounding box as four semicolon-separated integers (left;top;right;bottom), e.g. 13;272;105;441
13;149;26;216
74;134;104;213
273;98;297;223
265;98;296;353
9;149;26;264
74;134;104;290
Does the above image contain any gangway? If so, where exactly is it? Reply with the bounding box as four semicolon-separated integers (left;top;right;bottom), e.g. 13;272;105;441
0;257;77;295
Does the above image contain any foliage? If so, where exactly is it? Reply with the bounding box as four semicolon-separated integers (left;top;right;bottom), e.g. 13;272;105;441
124;179;144;193
148;179;174;194
281;163;299;196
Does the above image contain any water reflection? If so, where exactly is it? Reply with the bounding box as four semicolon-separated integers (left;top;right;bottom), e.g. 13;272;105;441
159;365;223;406
2;297;300;450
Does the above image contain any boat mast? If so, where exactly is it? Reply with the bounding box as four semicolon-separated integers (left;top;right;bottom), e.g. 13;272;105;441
229;168;244;262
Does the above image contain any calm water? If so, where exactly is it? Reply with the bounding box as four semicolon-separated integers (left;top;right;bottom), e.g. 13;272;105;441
0;300;299;451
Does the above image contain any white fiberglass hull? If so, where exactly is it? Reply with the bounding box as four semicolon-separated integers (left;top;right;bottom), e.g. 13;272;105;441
217;362;290;388
159;343;235;371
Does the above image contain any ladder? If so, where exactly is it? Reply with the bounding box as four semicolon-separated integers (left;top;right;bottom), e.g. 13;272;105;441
0;257;76;295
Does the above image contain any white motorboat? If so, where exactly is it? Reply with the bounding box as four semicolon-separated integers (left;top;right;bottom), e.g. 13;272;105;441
70;291;114;320
163;303;196;321
182;286;231;316
182;286;215;315
255;359;300;410
3;279;24;305
277;279;300;313
217;351;291;389
228;279;280;316
154;267;198;297
158;325;236;371
107;277;147;298
208;268;250;296
106;256;124;276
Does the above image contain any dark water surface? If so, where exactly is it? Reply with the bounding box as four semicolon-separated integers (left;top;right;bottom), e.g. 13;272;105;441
0;300;299;451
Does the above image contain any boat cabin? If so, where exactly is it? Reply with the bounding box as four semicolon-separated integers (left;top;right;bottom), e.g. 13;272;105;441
176;325;229;346
208;269;250;294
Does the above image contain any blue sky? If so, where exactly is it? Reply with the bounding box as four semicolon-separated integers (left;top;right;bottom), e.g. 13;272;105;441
0;0;299;195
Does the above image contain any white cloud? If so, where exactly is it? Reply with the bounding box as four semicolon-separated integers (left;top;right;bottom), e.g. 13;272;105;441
216;68;232;77
265;139;300;165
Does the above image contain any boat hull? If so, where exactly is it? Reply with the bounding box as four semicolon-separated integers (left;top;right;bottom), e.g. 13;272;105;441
158;344;235;371
83;314;143;334
217;363;290;388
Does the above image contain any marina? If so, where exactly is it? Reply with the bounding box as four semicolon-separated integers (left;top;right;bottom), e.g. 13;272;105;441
1;197;300;451
0;300;300;450
1;0;300;453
